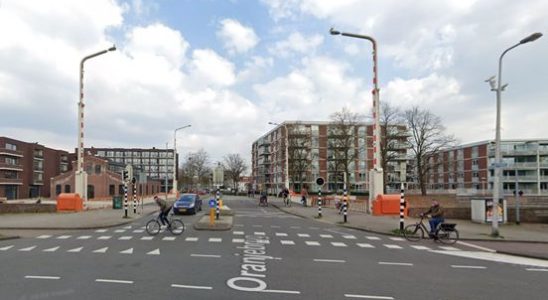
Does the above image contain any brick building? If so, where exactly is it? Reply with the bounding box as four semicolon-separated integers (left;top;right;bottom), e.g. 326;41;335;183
0;136;70;200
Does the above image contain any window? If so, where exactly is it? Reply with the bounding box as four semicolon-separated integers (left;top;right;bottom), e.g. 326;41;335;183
60;164;68;172
33;173;43;181
6;143;17;151
6;157;17;165
64;185;71;193
55;185;62;195
4;171;17;179
34;149;43;157
33;160;43;171
95;165;102;174
109;184;115;196
85;165;92;175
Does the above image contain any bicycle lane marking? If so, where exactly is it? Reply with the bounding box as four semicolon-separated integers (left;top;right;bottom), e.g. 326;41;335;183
226;234;301;295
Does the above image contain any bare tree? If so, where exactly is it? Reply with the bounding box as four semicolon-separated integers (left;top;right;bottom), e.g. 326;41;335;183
404;106;456;195
182;149;211;189
328;107;365;192
223;153;247;192
287;125;314;192
380;102;408;193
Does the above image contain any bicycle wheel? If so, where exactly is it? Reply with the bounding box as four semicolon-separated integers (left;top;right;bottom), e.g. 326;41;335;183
437;228;459;244
145;219;161;235
403;224;424;242
169;219;185;235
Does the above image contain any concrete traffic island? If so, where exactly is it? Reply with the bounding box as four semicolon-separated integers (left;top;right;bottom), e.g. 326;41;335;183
193;205;233;231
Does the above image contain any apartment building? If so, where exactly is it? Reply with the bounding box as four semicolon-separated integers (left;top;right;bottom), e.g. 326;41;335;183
252;121;408;194
86;147;177;193
427;139;548;195
0;136;70;200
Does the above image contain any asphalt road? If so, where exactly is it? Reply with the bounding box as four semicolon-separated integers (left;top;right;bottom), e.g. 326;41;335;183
1;197;547;300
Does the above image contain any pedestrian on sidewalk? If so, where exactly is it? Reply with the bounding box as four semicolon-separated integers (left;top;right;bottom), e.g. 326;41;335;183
301;185;308;207
422;200;444;237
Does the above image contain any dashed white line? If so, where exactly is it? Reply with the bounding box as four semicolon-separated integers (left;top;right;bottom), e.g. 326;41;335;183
77;235;91;240
120;248;133;254
95;229;107;233
163;237;176;241
25;276;60;280
305;241;320;246
259;289;301;294
141;236;154;241
233;231;245;235
378;262;413;266
320;234;334;238
171;284;212;290
456;241;496;252
209;238;222;243
526;268;548;272
191;254;221;258
331;242;348;247
298;233;310;238
56;235;71;239
344;294;394;299
93;247;108;253
114;229;126;233
147;249;160;255
439;246;460;251
389;237;405;241
67;247;83;253
132;230;144;233
232;239;245;243
36;235;52;239
123;226;132;229
95;279;133;284
118;236;133;240
410;245;431;250
357;243;375;248
281;240;295;245
0;245;14;251
42;246;60;252
254;232;266;236
97;236;111;240
185;237;198;242
365;236;380;240
451;265;487;269
343;235;357;240
383;244;403;249
275;232;288;237
18;246;36;252
314;259;346;263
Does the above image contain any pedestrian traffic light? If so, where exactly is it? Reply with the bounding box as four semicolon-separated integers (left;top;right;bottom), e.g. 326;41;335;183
123;170;129;182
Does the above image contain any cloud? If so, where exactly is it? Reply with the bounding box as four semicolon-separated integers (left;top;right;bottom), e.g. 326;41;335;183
188;49;236;87
269;32;324;57
217;18;259;54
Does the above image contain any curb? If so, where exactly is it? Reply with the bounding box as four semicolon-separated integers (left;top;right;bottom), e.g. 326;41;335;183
0;235;20;241
193;215;233;231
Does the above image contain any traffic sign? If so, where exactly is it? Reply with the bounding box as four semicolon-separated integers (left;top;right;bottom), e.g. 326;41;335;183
209;199;216;208
316;177;325;186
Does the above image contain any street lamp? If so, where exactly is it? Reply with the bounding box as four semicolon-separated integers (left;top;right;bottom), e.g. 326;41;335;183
75;45;116;202
486;32;542;237
268;122;289;191
173;125;191;194
330;28;383;214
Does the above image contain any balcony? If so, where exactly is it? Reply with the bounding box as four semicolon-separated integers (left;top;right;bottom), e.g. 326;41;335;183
0;178;23;185
0;162;23;171
0;148;24;158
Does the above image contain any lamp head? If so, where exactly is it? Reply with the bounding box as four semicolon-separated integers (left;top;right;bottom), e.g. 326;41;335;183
108;45;117;52
520;32;542;44
329;28;341;35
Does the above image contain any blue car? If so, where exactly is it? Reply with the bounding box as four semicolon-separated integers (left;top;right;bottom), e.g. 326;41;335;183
173;193;202;215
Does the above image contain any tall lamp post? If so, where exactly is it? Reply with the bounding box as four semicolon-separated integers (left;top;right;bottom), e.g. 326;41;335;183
75;45;116;201
330;28;383;213
486;32;542;236
268;122;290;191
173;125;191;194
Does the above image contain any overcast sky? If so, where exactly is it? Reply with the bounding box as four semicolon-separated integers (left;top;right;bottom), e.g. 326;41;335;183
1;0;547;171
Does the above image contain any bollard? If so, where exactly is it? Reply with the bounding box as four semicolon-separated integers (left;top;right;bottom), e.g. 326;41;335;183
400;183;405;231
343;188;348;223
132;182;137;214
318;190;322;218
210;208;215;225
123;183;128;218
216;189;220;220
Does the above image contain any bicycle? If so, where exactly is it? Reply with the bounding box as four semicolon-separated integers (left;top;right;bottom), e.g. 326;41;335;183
283;194;291;207
403;214;459;244
146;212;185;236
259;195;268;207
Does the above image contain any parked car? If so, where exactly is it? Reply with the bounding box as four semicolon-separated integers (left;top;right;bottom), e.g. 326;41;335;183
173;193;202;215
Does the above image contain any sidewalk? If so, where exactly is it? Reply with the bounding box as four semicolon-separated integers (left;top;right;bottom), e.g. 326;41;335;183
271;196;548;260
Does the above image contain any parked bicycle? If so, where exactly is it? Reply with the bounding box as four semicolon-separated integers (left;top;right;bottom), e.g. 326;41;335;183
403;214;459;244
146;213;185;236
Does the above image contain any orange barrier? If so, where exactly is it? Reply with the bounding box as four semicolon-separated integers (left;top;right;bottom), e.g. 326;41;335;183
372;194;407;216
56;193;83;212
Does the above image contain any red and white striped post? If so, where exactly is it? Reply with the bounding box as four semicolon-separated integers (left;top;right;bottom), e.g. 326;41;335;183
400;182;405;231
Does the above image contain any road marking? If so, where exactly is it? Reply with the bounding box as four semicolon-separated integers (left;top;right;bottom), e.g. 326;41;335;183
389;237;405;241
185;237;198;242
432;251;548;267
18;246;36;252
344;294;394;299
309;227;320;230
119;236;133;240
526;268;548;272
456;241;496;252
56;235;71;239
25;276;60;280
147;249;160;255
320;234;333;238
42;246;59;252
123;226;132;229
254;232;266;236
298;233;310;238
67;247;83;253
233;231;245;235
260;289;301;294
95;229;107;233
120;248;133;254
366;236;380;240
451;265;487;269
163;237;176;241
114;229;126;233
232;239;245;243
281;240;295;245
132;230;144;233
314;259;346;263
97;236;111;240
0;245;14;251
93;247;108;253
171;284;213;290
379;262;413;266
275;232;288;237
209;238;222;243
77;235;91;240
439;246;460;251
331;242;348;247
141;236;154;240
36;235;52;239
357;243;375;248
96;279;133;284
191;254;221;258
305;241;320;246
343;235;357;239
411;245;431;250
383;244;403;249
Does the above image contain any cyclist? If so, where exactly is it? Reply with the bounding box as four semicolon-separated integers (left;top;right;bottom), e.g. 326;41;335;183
422;200;444;237
154;195;172;227
259;191;268;206
282;187;290;206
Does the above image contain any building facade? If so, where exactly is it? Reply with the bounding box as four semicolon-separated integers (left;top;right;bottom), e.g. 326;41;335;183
0;137;70;200
252;121;408;194
426;139;548;195
86;147;177;193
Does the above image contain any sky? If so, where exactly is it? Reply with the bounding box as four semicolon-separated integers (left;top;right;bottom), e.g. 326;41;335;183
1;0;547;172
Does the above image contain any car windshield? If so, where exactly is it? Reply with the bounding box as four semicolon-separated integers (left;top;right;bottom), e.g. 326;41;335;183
177;195;195;203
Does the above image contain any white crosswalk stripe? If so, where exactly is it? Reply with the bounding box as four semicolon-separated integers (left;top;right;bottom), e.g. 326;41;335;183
298;233;311;238
36;235;52;239
305;241;320;246
411;245;431;250
141;236;154;241
0;245;14;251
43;246;59;252
383;244;403;249
67;247;83;253
275;233;288;237
357;243;375;248
209;238;222;243
77;236;92;240
342;235;356;239
114;229;126;233
120;248;133;254
132;230;144;233
281;240;295;245
98;236;111;240
185;237;198;242
233;231;245;235
93;247;108;253
254;232;266;236
147;249;160;255
232;239;245;243
439;246;460;251
365;236;381;240
95;229;107;233
162;237;176;241
19;246;36;251
320;234;333;238
331;242;347;247
118;236;133;240
123;226;132;229
56;235;71;239
389;237;405;241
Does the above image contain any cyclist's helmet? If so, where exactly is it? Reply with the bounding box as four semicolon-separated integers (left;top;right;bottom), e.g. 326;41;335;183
432;200;439;207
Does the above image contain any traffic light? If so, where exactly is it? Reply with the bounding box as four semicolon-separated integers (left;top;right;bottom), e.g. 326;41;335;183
123;170;129;182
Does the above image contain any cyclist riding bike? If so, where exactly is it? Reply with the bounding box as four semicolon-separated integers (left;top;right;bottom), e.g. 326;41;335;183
154;195;172;227
421;200;444;237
